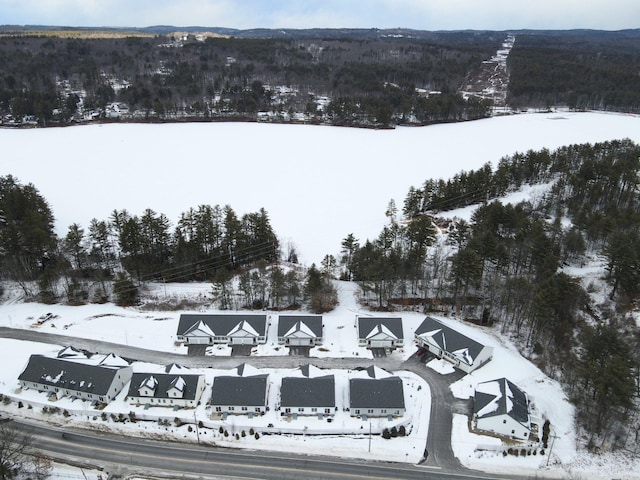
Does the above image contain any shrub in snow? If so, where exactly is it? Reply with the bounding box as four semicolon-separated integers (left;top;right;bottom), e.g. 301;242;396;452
219;426;224;434
398;425;406;436
101;412;107;421
249;428;254;435
382;428;391;439
63;410;70;417
254;432;260;440
390;426;398;437
241;431;246;437
188;426;193;432
224;430;229;437
128;412;136;423
18;401;23;408
235;433;240;440
174;417;182;427
542;419;551;448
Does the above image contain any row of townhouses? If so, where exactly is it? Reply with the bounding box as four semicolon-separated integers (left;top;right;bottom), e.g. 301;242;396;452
17;350;406;421
17;315;539;440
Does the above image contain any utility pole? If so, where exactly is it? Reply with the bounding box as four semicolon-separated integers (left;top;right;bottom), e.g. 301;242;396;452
546;433;559;467
194;410;200;444
368;420;372;453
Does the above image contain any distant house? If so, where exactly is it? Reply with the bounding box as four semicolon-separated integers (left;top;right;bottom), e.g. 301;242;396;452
356;316;404;350
414;316;493;373
18;348;132;404
277;315;323;347
126;364;206;409
176;314;268;346
473;378;538;441
349;370;405;419
210;368;269;417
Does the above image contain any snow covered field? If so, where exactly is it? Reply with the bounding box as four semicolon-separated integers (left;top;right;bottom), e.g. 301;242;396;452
2;112;640;479
1;111;639;266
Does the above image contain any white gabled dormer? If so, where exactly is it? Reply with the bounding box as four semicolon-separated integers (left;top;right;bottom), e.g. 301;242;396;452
138;375;158;397
167;376;186;398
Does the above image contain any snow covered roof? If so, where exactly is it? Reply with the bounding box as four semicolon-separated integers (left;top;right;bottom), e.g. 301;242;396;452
299;364;326;378
98;353;131;367
280;375;335;408
235;363;262;377
356;317;403;341
19;354;127;396
415;317;488;366
228;320;260;337
474;377;530;423
177;314;267;338
278;315;323;338
164;363;189;374
128;372;203;401
57;346;88;359
139;375;158;391
349;377;405;410
210;375;269;407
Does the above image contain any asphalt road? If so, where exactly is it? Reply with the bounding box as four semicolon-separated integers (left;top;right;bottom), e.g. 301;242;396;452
0;327;545;479
7;419;537;480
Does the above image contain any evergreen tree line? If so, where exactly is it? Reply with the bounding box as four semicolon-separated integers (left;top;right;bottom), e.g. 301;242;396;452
338;140;640;449
0;175;306;307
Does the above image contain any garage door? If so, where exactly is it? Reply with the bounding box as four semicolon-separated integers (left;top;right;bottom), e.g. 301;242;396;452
289;338;311;346
231;337;254;345
187;336;210;345
370;340;388;348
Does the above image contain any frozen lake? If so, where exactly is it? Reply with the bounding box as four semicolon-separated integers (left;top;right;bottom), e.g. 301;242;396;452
2;111;639;265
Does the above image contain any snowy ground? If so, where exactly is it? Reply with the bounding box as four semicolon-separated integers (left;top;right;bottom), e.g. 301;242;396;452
2;113;640;478
2;279;640;479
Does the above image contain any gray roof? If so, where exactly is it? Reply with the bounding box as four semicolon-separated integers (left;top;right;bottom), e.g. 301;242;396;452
177;314;267;337
127;372;203;401
474;378;529;423
349;377;405;410
18;354;127;396
210;375;268;407
357;316;404;340
280;375;335;408
415;316;486;365
277;315;323;338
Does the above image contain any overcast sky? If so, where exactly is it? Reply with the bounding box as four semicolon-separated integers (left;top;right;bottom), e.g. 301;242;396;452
1;0;639;31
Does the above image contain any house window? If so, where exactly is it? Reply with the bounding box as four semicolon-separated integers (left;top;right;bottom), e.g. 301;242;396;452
298;407;304;412
255;407;261;412
381;409;386;414
311;408;317;412
229;406;234;411
215;406;221;412
285;408;291;413
242;406;248;411
324;408;330;414
511;430;515;434
368;409;374;414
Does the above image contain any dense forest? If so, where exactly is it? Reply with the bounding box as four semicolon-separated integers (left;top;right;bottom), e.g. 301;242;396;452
1;27;639;128
0;28;498;128
338;138;640;452
507;30;640;112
